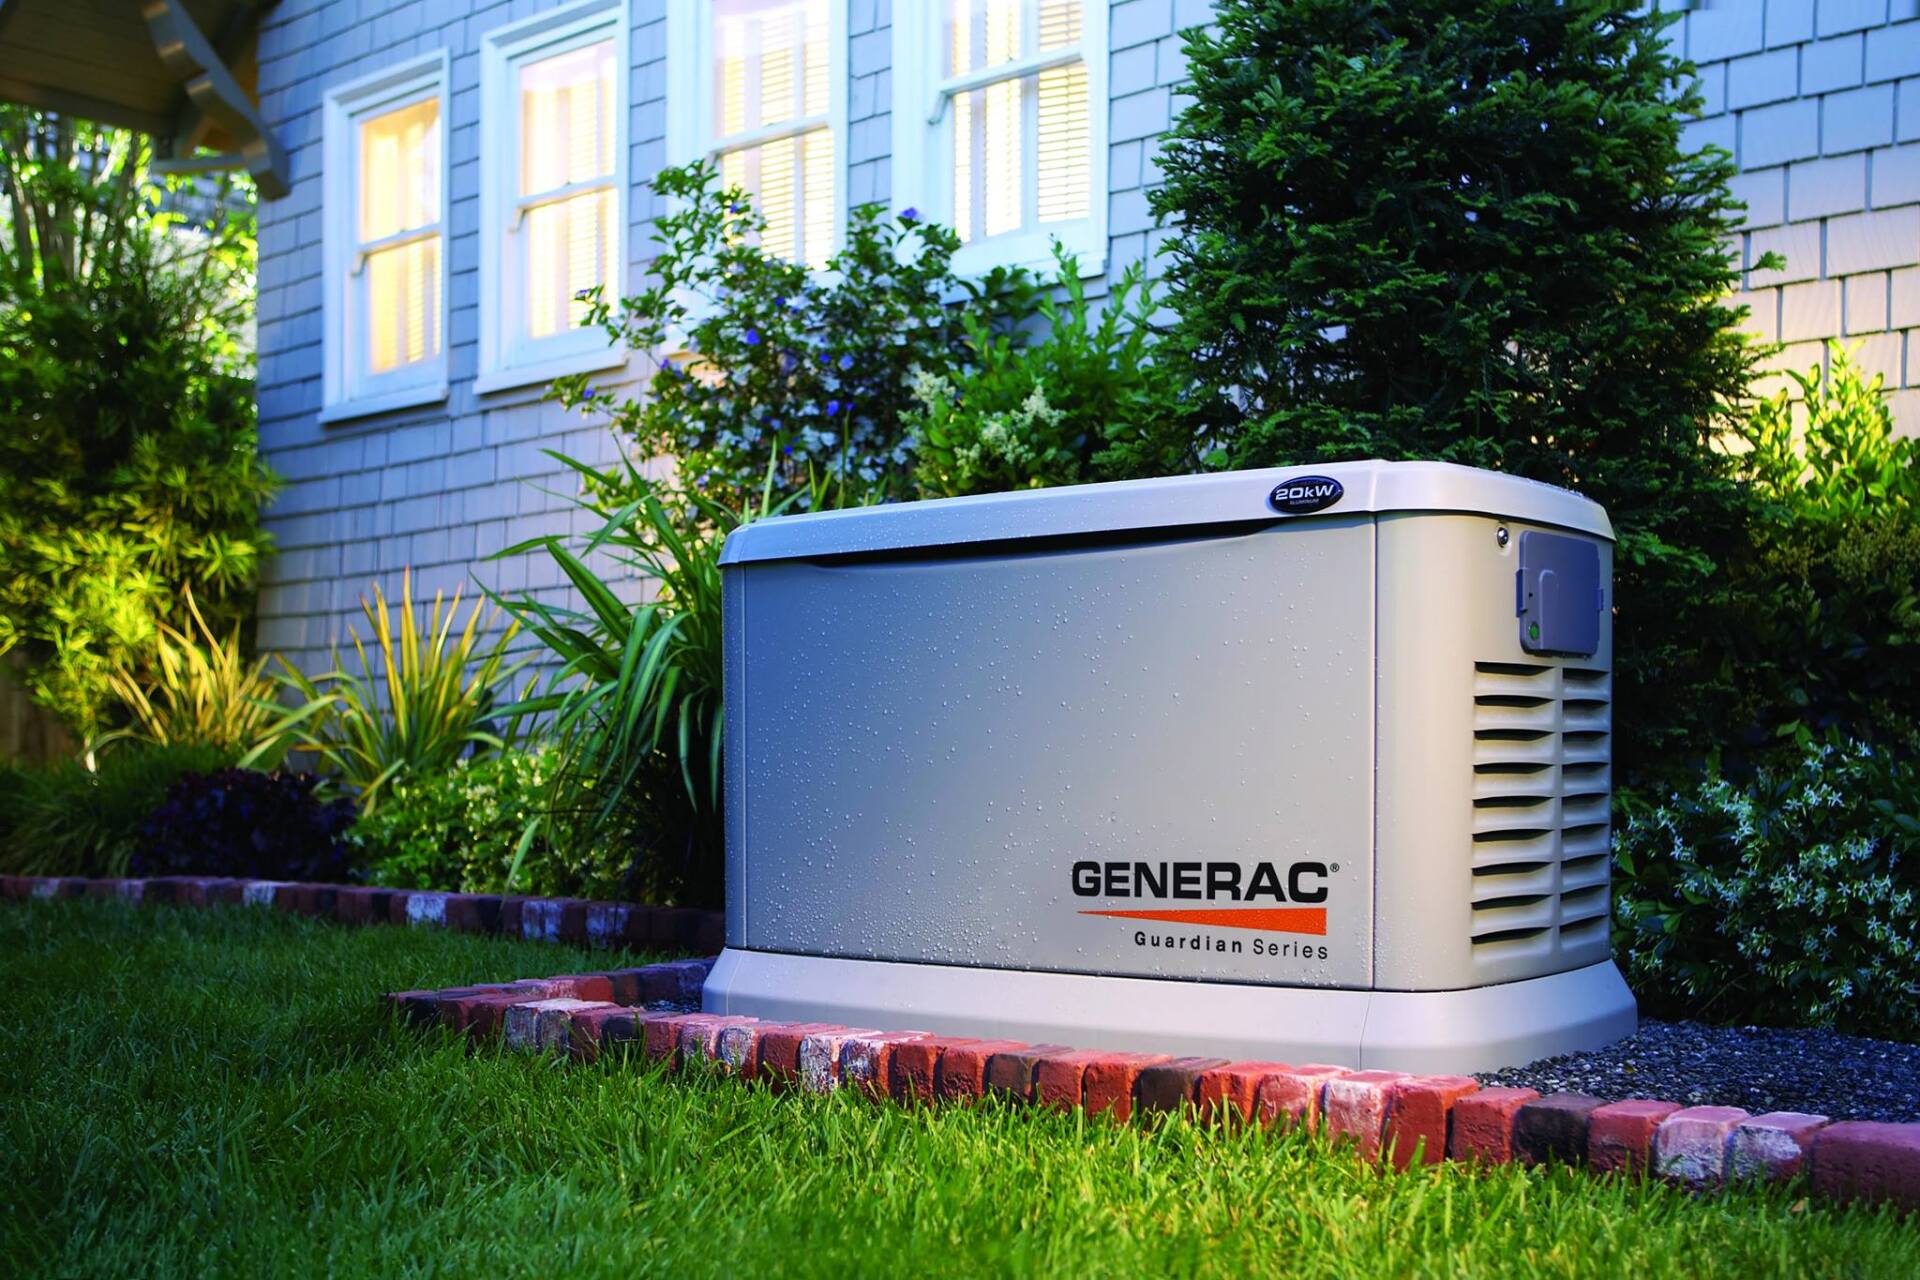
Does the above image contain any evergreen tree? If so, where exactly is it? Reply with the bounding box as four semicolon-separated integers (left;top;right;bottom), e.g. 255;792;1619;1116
1141;0;1767;786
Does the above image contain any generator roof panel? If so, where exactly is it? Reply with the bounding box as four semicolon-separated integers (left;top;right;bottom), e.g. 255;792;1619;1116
720;459;1612;566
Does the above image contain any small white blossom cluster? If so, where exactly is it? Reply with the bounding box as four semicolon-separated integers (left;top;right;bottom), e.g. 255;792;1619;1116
1613;738;1920;1034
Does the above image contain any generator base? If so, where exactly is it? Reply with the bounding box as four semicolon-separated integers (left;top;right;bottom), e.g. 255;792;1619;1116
703;949;1637;1076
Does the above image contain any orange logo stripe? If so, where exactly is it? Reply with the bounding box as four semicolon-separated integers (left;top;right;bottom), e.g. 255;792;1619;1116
1080;907;1328;936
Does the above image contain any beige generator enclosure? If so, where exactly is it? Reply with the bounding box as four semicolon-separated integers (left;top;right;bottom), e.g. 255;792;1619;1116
702;461;1637;1073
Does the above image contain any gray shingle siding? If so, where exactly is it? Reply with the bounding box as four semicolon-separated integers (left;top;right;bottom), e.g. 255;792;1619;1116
1680;0;1920;423
252;0;1920;679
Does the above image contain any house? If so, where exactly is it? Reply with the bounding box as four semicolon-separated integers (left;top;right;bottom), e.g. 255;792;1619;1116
14;0;1920;676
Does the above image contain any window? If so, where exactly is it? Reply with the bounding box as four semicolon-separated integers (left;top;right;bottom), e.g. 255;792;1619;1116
322;54;450;421
667;0;846;270
478;0;629;392
892;0;1106;276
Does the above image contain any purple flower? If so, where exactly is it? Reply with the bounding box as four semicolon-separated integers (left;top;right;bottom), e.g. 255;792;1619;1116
826;399;841;416
745;328;761;346
784;444;794;456
900;206;920;224
838;354;853;371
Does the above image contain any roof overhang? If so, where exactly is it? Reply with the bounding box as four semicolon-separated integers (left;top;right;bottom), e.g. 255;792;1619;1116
0;0;289;197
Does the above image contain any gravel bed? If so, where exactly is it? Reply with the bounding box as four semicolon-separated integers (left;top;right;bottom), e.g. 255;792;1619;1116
1476;1019;1920;1123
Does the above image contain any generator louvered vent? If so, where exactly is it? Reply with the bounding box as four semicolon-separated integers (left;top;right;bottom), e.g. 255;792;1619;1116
1469;662;1612;958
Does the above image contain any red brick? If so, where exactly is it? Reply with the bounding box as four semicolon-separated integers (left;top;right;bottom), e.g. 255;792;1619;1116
401;891;450;926
680;1015;760;1066
1449;1086;1540;1164
1196;1062;1295;1123
1588;1100;1682;1176
1032;1050;1106;1111
498;895;528;936
888;1036;978;1104
568;1005;639;1061
558;899;591;945
639;1013;727;1065
1323;1070;1410;1159
840;1031;932;1099
1729;1112;1828;1184
798;1027;884;1093
442;991;531;1037
935;1040;1033;1102
713;1021;766;1077
384;990;442;1027
1810;1121;1920;1211
1134;1057;1231;1118
518;897;565;940
1082;1053;1172;1122
333;886;378;925
634;959;711;1006
583;902;631;949
1384;1075;1480;1170
505;998;608;1052
755;1022;848;1089
1252;1065;1350;1132
444;893;504;933
1653;1105;1749;1187
1513;1093;1605;1167
537;973;616;1002
985;1044;1071;1102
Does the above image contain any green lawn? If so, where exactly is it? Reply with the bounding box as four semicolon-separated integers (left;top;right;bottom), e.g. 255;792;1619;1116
1;902;1916;1278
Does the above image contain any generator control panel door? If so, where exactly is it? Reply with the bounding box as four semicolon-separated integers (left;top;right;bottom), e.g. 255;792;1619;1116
730;516;1378;990
1517;530;1602;657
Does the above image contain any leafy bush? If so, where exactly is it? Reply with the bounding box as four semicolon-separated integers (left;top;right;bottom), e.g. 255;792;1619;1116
131;768;356;882
0;109;276;739
1740;343;1920;518
0;743;235;877
552;160;1032;509
1145;0;1766;791
498;454;813;907
352;749;630;898
1717;346;1920;756
1613;738;1920;1037
102;588;281;756
266;570;527;811
912;248;1175;497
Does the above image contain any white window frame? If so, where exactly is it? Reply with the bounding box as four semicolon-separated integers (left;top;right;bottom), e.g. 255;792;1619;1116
665;0;850;264
476;0;631;395
320;52;451;424
890;0;1108;279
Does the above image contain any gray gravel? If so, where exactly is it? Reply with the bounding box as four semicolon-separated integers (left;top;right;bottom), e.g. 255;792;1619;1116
1476;1019;1920;1123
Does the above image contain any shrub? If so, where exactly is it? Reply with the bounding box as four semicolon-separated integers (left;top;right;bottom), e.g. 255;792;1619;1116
912;248;1175;497
551;159;1033;510
1146;0;1766;791
0;743;235;877
131;767;356;882
102;588;282;756
1719;346;1920;756
0;108;276;739
497;454;815;907
266;570;528;811
352;749;630;898
1613;737;1920;1037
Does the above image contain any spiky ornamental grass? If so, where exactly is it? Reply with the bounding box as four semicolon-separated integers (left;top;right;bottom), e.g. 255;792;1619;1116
4;901;1919;1278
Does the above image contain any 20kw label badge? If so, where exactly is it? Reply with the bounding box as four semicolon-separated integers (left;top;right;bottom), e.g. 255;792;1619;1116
1070;860;1331;936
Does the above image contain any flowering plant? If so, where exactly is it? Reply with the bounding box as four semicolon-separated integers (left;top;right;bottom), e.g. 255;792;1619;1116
552;161;1030;509
1613;737;1920;1036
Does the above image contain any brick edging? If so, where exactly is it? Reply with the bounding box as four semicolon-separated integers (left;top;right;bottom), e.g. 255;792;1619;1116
0;874;723;952
386;965;1920;1216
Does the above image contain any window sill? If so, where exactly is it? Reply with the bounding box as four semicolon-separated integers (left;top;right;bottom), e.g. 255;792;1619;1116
318;381;450;425
473;347;631;397
952;239;1106;282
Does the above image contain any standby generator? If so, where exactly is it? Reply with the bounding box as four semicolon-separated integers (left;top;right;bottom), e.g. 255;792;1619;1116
701;461;1637;1073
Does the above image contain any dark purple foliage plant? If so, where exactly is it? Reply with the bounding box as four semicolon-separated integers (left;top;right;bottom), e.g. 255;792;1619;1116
133;768;357;882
